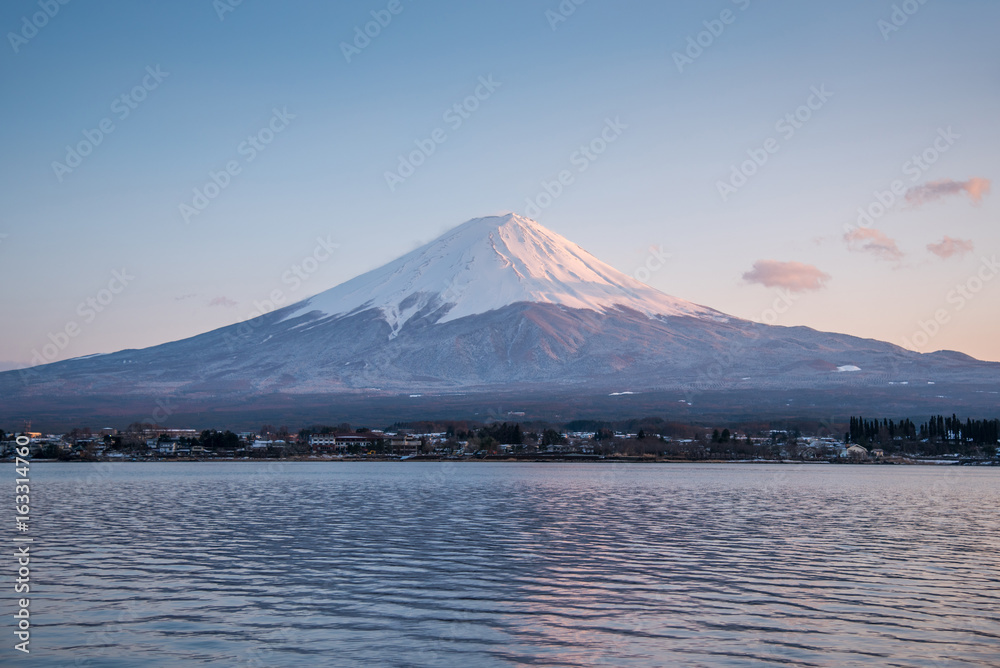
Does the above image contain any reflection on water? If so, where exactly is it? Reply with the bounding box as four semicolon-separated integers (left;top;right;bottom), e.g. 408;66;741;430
14;462;1000;666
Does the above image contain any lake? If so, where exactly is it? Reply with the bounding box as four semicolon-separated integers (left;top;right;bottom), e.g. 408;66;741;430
8;462;1000;666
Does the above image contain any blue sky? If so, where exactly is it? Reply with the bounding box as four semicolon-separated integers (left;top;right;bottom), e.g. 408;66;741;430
1;0;997;367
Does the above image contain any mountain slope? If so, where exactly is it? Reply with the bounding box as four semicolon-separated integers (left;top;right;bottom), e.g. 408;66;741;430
284;214;724;336
1;213;997;425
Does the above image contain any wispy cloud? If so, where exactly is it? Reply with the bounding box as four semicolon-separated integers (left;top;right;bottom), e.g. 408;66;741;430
742;260;831;292
927;236;974;259
208;296;238;308
844;228;904;262
906;177;991;206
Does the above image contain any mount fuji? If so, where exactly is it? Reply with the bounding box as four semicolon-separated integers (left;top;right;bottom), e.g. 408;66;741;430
284;213;722;335
3;214;997;427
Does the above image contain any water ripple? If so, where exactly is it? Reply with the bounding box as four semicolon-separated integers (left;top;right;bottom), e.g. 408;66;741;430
10;462;1000;667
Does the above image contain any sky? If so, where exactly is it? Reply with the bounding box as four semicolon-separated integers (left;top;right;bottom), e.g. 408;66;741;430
1;0;997;368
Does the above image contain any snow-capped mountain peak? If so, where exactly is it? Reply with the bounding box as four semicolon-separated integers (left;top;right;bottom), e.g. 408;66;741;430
285;213;720;335
6;214;998;422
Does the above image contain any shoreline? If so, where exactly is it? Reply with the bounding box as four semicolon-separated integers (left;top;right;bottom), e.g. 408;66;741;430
12;456;997;466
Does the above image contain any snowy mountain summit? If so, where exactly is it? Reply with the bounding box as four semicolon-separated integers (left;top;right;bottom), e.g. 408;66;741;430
287;213;720;336
4;212;998;424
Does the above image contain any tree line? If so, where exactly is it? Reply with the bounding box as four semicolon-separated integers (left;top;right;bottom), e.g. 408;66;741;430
923;414;999;446
848;415;998;457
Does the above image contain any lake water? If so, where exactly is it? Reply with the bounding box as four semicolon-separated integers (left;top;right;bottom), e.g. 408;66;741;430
7;462;1000;667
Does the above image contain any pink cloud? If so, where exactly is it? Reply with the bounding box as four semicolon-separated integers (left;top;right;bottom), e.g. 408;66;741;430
742;260;831;292
844;228;903;262
208;296;238;308
927;236;974;259
906;177;991;206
